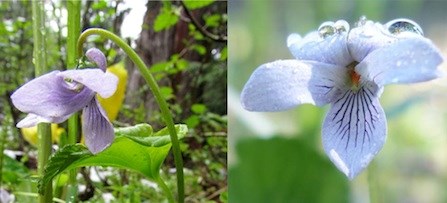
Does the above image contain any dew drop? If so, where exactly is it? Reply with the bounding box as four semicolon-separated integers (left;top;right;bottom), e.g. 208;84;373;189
318;21;335;39
334;20;350;33
386;18;423;36
355;16;368;27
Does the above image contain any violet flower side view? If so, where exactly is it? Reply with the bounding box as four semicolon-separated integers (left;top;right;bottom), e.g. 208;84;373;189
240;17;444;179
11;48;118;154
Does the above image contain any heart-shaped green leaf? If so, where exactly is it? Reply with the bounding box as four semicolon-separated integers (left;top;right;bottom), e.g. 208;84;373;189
39;124;187;194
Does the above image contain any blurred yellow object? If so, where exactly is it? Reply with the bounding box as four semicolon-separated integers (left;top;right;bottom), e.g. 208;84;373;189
98;61;128;121
21;124;65;146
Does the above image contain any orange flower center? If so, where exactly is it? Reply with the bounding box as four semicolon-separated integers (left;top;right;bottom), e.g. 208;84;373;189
347;61;361;90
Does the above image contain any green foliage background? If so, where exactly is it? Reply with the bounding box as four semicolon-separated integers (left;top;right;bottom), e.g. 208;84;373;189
229;0;447;202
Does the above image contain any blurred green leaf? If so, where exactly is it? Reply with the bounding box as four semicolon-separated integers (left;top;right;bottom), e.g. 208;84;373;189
150;61;171;73
192;44;206;55
92;0;107;10
154;4;179;32
229;137;348;203
220;46;227;61
185;115;200;129
2;155;30;184
175;58;188;71
159;86;174;100
192;103;207;114
204;14;221;27
183;0;214;9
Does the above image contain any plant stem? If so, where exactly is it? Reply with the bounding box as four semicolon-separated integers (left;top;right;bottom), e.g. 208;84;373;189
156;175;175;203
368;160;381;203
0;114;6;190
32;0;53;202
66;1;81;202
77;28;184;202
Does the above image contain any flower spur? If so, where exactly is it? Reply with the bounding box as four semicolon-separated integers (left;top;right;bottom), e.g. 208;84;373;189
241;17;443;179
11;48;118;154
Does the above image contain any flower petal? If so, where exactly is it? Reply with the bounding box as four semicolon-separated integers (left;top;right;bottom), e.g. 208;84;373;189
288;31;352;66
86;48;107;71
58;69;118;98
241;60;347;111
348;21;399;62
356;37;443;86
17;113;72;128
322;86;386;179
82;98;114;154
11;71;94;119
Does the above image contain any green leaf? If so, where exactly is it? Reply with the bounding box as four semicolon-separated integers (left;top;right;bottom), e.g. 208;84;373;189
192;44;206;55
2;155;30;184
183;0;214;9
229;137;349;203
118;124;188;148
175;59;189;71
114;123;153;137
204;14;221;28
184;115;200;129
220;46;227;61
154;8;179;32
39;124;188;194
192;103;207;114
91;0;107;10
159;86;174;100
150;61;172;73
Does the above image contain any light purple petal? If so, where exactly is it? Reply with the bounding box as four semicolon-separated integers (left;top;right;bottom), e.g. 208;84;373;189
356;37;443;86
288;31;352;66
348;21;398;62
86;48;107;71
241;60;347;112
17;113;72;128
82;98;114;154
11;71;95;119
58;69;118;98
322;86;386;179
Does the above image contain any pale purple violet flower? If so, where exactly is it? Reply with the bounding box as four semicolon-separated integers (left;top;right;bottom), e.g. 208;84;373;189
11;48;118;154
241;17;443;179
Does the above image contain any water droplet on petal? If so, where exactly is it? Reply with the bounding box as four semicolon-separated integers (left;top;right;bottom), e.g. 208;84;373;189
334;20;350;33
386;18;424;36
318;21;335;39
355;16;368;27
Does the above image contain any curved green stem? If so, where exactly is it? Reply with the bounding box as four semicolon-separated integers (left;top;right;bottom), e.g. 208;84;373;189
77;28;184;202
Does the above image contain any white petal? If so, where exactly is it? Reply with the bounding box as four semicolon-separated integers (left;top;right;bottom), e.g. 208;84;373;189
288;31;352;66
241;60;346;112
17;113;71;128
286;33;302;48
356;37;443;86
348;21;397;62
322;86;387;179
58;69;119;98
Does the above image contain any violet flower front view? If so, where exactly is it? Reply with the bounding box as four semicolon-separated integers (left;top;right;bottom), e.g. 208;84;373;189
11;48;118;154
241;17;443;179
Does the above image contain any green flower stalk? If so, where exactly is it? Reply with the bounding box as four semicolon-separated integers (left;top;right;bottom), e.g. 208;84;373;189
32;0;53;202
